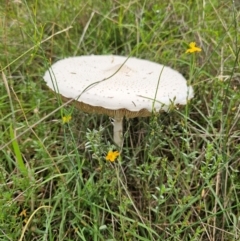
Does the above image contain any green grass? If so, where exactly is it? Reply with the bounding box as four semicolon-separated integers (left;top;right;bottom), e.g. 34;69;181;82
0;0;240;240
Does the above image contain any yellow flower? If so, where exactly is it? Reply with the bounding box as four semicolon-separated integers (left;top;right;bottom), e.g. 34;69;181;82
105;150;120;162
19;209;27;217
186;42;201;53
62;115;72;124
19;209;28;224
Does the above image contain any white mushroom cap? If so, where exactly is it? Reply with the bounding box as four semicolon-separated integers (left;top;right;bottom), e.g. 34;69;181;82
43;55;193;118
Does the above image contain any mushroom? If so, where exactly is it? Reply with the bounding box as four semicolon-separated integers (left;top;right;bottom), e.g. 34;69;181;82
43;55;193;147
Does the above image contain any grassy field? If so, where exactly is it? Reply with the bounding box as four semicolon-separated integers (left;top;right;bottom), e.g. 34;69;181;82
0;0;240;240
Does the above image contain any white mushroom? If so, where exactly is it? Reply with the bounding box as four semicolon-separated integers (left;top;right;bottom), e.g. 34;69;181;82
43;55;193;146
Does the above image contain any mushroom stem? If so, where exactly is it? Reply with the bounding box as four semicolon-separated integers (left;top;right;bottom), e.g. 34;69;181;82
113;116;123;147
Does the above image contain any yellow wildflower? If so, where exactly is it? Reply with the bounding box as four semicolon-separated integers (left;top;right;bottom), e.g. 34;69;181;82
62;115;72;124
106;150;120;162
19;209;27;217
186;42;201;53
19;209;28;224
